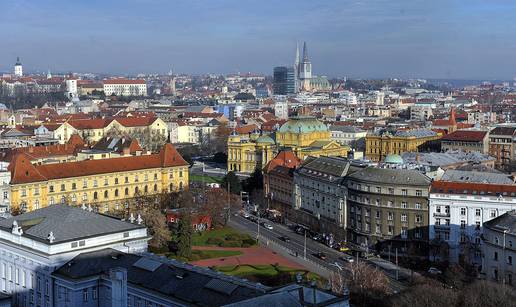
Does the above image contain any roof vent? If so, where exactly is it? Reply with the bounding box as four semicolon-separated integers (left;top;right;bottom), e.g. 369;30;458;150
129;213;136;223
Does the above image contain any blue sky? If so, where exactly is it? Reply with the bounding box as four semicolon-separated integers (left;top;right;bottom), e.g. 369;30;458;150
1;0;516;79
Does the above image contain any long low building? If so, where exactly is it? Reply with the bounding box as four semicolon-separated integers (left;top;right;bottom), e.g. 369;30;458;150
8;143;189;213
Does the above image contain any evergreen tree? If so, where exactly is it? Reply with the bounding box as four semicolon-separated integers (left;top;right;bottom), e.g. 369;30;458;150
176;212;193;259
222;171;241;194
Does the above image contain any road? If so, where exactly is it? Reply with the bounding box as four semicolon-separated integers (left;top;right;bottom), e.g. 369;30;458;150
229;214;408;293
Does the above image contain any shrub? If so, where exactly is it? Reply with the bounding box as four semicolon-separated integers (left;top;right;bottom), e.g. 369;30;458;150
242;238;256;246
206;237;224;246
220;240;241;248
225;233;244;241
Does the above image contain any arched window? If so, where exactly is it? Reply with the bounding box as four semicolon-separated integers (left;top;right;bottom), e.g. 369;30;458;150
144;185;148;193
169;183;173;191
179;182;183;190
125;188;129;196
93;192;98;200
153;184;157;192
104;190;109;199
135;187;139;194
114;189;119;197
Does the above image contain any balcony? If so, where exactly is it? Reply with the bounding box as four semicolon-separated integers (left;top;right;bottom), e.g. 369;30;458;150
434;224;451;230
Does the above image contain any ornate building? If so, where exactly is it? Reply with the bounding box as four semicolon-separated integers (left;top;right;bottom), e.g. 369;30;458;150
9;143;189;213
227;117;349;173
365;128;441;162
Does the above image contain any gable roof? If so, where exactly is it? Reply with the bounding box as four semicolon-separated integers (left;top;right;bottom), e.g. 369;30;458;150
264;150;301;173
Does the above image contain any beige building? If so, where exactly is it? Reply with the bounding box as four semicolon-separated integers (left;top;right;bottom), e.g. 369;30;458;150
440;130;489;154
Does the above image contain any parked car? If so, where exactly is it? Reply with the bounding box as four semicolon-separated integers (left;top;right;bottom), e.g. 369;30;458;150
243;212;250;218
428;267;442;275
279;236;291;242
339;255;354;263
314;252;327;260
264;224;273;230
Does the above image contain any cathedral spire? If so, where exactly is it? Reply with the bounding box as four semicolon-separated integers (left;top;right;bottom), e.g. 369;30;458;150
302;42;309;61
295;42;300;68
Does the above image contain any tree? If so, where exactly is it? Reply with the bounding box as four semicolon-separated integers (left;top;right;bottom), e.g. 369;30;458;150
142;207;171;252
213;122;231;153
345;261;390;307
202;188;240;226
176;211;193;259
222;171;241;194
461;280;516;307
390;280;459;307
328;271;346;295
243;168;263;194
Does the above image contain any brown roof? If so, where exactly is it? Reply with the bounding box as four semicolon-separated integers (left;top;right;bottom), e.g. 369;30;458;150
2;135;86;162
432;181;516;195
68;118;109;129
235;124;258;135
264;150;301;173
441;130;488;142
9;143;187;184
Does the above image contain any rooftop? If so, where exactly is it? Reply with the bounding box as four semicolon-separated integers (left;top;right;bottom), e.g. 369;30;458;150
278;117;328;134
441;130;488;142
440;169;514;185
0;205;144;244
347;167;431;186
53;248;268;306
484;211;516;236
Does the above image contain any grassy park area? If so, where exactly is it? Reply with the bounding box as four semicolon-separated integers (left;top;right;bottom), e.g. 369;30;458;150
191;227;257;247
215;264;322;286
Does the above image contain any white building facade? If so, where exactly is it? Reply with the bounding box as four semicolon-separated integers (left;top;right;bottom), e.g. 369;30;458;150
429;181;516;268
103;79;147;97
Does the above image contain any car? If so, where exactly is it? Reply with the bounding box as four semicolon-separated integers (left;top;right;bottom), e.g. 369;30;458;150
428;267;442;275
279;236;291;242
339;255;354;263
314;252;327;260
264;224;273;230
243;212;250;218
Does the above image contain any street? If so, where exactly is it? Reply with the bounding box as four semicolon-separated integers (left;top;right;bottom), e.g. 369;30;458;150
229;214;408;293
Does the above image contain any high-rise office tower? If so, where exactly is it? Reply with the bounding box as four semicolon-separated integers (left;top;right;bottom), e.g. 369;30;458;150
273;66;296;95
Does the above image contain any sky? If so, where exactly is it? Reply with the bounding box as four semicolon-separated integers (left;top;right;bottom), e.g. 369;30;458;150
1;0;516;79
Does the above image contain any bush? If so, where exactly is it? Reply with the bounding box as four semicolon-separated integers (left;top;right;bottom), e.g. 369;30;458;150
225;233;244;241
220;240;241;248
206;237;224;246
242;238;257;246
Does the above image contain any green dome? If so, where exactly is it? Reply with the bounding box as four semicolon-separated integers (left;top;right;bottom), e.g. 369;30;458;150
384;154;404;164
278;117;328;134
256;135;275;144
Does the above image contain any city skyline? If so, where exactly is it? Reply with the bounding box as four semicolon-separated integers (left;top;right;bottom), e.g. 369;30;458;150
1;0;516;79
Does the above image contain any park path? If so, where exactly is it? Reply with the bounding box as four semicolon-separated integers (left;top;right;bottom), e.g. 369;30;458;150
191;245;304;268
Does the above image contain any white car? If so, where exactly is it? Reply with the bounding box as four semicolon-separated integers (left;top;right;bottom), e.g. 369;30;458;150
428;267;442;275
264;224;273;230
243;212;250;218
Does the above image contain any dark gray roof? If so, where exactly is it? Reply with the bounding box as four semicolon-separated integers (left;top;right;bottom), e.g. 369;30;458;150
329;125;365;133
224;284;348;307
484;211;516;236
298;156;351;181
490;126;516;136
53;248;268;306
347;167;431;186
441;170;514;185
0;205;144;244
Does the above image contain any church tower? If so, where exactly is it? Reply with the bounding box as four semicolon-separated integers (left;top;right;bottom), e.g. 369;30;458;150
298;42;312;91
14;57;23;77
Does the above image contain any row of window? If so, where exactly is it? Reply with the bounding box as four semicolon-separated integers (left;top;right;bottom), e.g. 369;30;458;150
350;182;423;197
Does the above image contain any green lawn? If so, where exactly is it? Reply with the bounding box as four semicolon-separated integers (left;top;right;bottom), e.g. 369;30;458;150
214;264;322;286
191;227;253;246
189;174;223;184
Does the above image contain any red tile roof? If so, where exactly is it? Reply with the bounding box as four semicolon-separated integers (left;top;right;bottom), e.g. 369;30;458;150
68;118;110;129
9;143;187;184
441;130;488;142
114;116;158;127
264;150;301;173
432;181;516;195
235;124;258;135
2;135;86;162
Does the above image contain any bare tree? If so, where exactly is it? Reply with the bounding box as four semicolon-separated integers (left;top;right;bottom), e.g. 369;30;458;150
142;206;171;252
391;281;459;307
461;280;516;307
328;271;346;295
345;261;390;306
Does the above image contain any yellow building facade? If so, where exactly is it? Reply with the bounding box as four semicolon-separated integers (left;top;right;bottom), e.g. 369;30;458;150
9;143;188;213
227;117;349;173
365;129;441;162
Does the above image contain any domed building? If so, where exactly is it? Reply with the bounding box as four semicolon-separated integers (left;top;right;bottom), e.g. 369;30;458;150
227;117;349;173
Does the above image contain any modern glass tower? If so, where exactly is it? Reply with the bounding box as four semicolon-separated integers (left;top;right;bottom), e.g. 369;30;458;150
273;66;296;95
